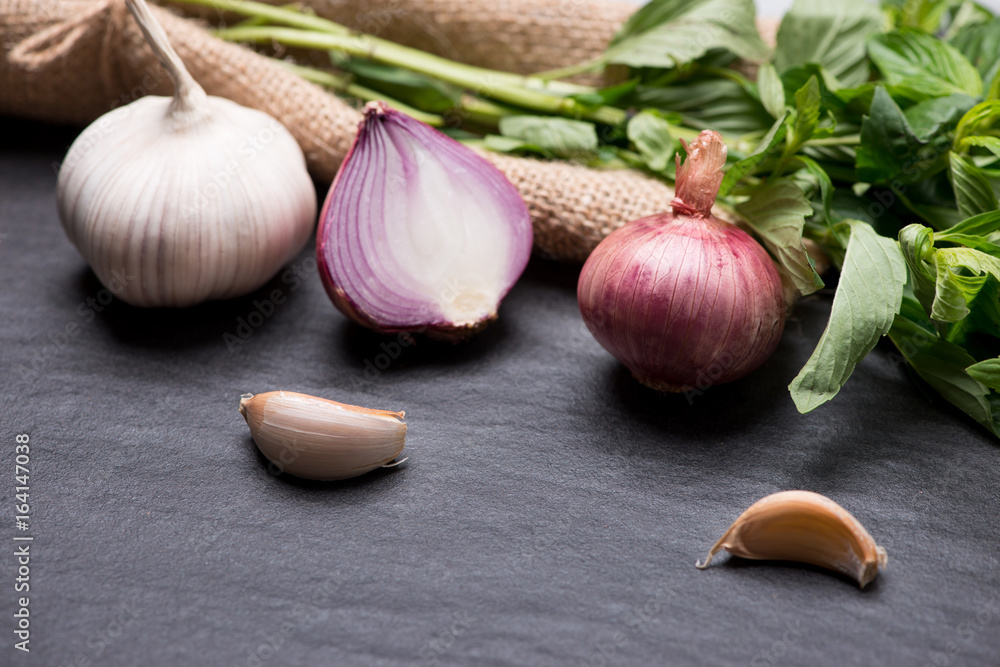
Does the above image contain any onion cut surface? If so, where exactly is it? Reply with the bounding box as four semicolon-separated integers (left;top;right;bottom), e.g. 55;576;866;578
317;102;532;340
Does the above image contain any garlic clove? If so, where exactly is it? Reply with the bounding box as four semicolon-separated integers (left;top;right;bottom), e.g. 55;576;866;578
238;391;406;481
56;0;316;308
696;490;888;588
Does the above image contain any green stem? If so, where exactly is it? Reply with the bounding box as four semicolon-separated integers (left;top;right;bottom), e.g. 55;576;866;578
770;149;794;180
698;65;754;89
458;95;522;127
772;135;861;178
803;134;861;147
213;25;627;125
277;61;444;126
173;0;591;95
174;0;350;34
532;58;606;81
229;2;303;28
281;62;521;129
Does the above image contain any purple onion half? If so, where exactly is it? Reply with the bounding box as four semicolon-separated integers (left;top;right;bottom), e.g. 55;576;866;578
317;102;533;341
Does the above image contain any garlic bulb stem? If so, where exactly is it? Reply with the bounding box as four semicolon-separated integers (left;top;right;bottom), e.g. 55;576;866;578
125;0;206;116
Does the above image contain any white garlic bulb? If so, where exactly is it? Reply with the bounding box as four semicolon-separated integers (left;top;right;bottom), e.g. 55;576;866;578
56;0;316;307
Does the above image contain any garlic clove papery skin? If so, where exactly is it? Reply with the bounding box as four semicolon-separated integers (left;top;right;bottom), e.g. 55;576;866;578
56;0;316;308
239;391;407;481
696;490;888;588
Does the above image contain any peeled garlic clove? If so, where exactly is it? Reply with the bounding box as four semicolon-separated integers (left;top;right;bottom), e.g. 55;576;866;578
696;490;888;588
57;0;316;307
316;101;532;341
239;391;406;481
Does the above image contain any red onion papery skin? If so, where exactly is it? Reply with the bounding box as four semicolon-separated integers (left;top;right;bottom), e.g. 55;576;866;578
316;102;532;342
577;130;785;392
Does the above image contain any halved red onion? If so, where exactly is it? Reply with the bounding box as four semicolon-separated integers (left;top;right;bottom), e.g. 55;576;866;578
317;102;533;341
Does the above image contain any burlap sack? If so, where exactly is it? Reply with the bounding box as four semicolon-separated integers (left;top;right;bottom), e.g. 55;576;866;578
0;0;764;261
171;0;637;79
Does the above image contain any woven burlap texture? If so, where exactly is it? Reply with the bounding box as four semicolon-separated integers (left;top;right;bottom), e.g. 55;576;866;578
2;0;358;179
171;0;637;79
0;0;749;262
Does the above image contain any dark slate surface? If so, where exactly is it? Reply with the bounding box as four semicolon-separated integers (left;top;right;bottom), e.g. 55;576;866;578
1;118;999;667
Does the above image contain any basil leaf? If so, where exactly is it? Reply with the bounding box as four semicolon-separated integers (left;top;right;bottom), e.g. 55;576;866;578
906;205;966;231
498;116;598;158
900;220;1000;326
960;136;1000;159
790;76;821;150
955;100;1000;144
796;155;837;229
626;110;676;173
932;246;1000;322
632;79;773;135
888;311;998;437
336;59;461;114
950;152;999;219
737;178;824;296
949;16;1000;86
605;0;769;69
773;0;881;87
570;79;639;109
936;270;991;325
483;135;554;158
899;223;938;318
868;29;983;102
757;63;786;119
718;112;788;197
966;357;1000;390
893;0;954;34
937;210;1000;237
903;94;978;141
988;71;1000;102
782;64;851;112
947;275;1000;344
943;2;994;41
833;82;877;110
898;172;969;228
933;234;1000;255
789;220;907;412
856;86;948;185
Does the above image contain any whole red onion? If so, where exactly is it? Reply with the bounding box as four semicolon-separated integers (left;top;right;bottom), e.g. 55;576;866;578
577;130;784;392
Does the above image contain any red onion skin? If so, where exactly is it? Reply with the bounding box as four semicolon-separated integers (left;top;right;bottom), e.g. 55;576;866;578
315;107;472;341
316;275;495;342
577;208;785;393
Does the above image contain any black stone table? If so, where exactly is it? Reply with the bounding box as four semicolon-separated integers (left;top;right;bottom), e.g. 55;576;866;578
2;118;998;666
